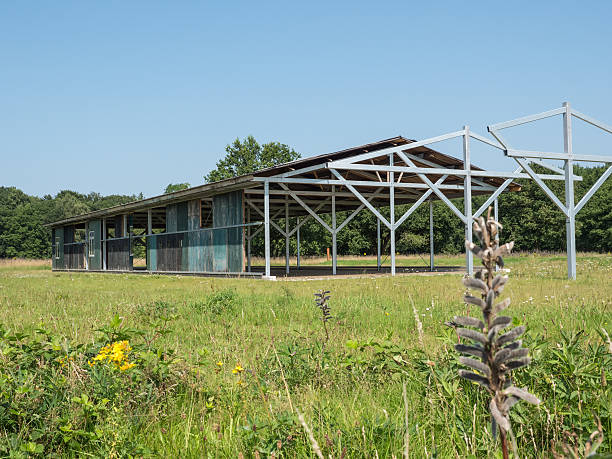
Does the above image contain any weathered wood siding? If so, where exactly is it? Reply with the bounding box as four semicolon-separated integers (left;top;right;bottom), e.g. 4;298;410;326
107;238;131;270
187;199;214;272
62;226;85;269
145;191;244;273
147;234;157;271
106;215;131;270
212;191;244;273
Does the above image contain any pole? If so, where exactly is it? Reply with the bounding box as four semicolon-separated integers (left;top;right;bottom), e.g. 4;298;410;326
376;218;381;271
146;210;152;271
102;217;107;270
494;198;499;241
285;198;290;275
247;207;251;272
296;216;300;270
463;126;474;275
494;198;499;272
264;181;271;278
390;154;396;276
429;198;434;271
332;185;337;275
563;102;576;280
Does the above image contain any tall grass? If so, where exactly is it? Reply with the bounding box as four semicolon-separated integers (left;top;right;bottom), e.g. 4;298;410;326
0;254;609;456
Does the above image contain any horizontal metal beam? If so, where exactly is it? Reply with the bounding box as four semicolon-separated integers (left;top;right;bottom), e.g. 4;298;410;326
270;163;329;179
488;106;566;131
245;188;389;199
324;162;579;181
254;176;496;191
507;149;612;163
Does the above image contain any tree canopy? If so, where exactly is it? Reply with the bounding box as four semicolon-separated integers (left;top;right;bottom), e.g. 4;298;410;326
0;161;611;259
164;183;191;194
204;136;300;183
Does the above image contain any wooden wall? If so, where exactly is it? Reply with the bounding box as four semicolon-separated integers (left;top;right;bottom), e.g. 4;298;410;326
106;216;131;271
52;190;245;274
107;238;131;270
146;191;244;273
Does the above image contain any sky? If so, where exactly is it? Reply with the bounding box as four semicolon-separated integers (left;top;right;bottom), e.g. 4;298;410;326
1;1;611;198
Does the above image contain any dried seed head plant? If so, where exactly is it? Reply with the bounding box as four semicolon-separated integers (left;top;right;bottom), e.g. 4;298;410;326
452;207;540;458
314;290;332;342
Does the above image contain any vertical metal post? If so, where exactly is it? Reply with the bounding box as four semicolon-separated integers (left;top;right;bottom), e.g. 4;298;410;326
102;217;107;270
332;185;337;275
563;102;576;280
264;181;271;278
123;214;128;237
146;210;152;271
494;198;499;272
429;198;434;271
390;154;396;276
247;207;251;272
463;126;474;275
494;199;499;241
285;198;290;275
296;217;301;270
376;218;381;271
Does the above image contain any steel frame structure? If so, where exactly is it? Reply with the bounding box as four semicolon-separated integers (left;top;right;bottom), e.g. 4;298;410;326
246;102;610;280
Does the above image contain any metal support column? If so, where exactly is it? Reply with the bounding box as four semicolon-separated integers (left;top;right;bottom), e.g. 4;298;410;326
563;102;577;280
429;198;434;271
264;181;271;278
296;217;300;270
146;210;152;271
102;217;107;270
247;207;251;272
463;126;474;275
494;198;499;272
332;186;337;275
285;198;290;275
376;218;381;271
390;154;396;276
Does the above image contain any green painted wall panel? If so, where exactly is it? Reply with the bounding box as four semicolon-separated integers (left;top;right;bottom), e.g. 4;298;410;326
166;205;178;233
212;228;228;272
147;235;157;271
87;220;102;270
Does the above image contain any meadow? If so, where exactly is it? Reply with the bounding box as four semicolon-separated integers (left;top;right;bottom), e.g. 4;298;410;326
0;254;610;457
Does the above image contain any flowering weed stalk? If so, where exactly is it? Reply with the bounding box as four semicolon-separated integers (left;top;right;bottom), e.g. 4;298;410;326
452;208;540;458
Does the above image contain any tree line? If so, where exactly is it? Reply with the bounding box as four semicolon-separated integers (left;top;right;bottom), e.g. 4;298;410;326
1;136;610;259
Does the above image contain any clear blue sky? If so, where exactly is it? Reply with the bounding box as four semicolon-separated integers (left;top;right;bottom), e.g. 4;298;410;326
1;1;611;198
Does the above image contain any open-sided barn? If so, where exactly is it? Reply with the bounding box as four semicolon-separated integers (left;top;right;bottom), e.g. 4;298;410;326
46;103;612;279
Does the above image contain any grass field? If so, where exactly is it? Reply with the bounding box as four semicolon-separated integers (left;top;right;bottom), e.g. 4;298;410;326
0;253;610;457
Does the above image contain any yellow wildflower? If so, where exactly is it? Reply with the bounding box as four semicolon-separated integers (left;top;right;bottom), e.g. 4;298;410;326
232;364;244;375
89;340;135;371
